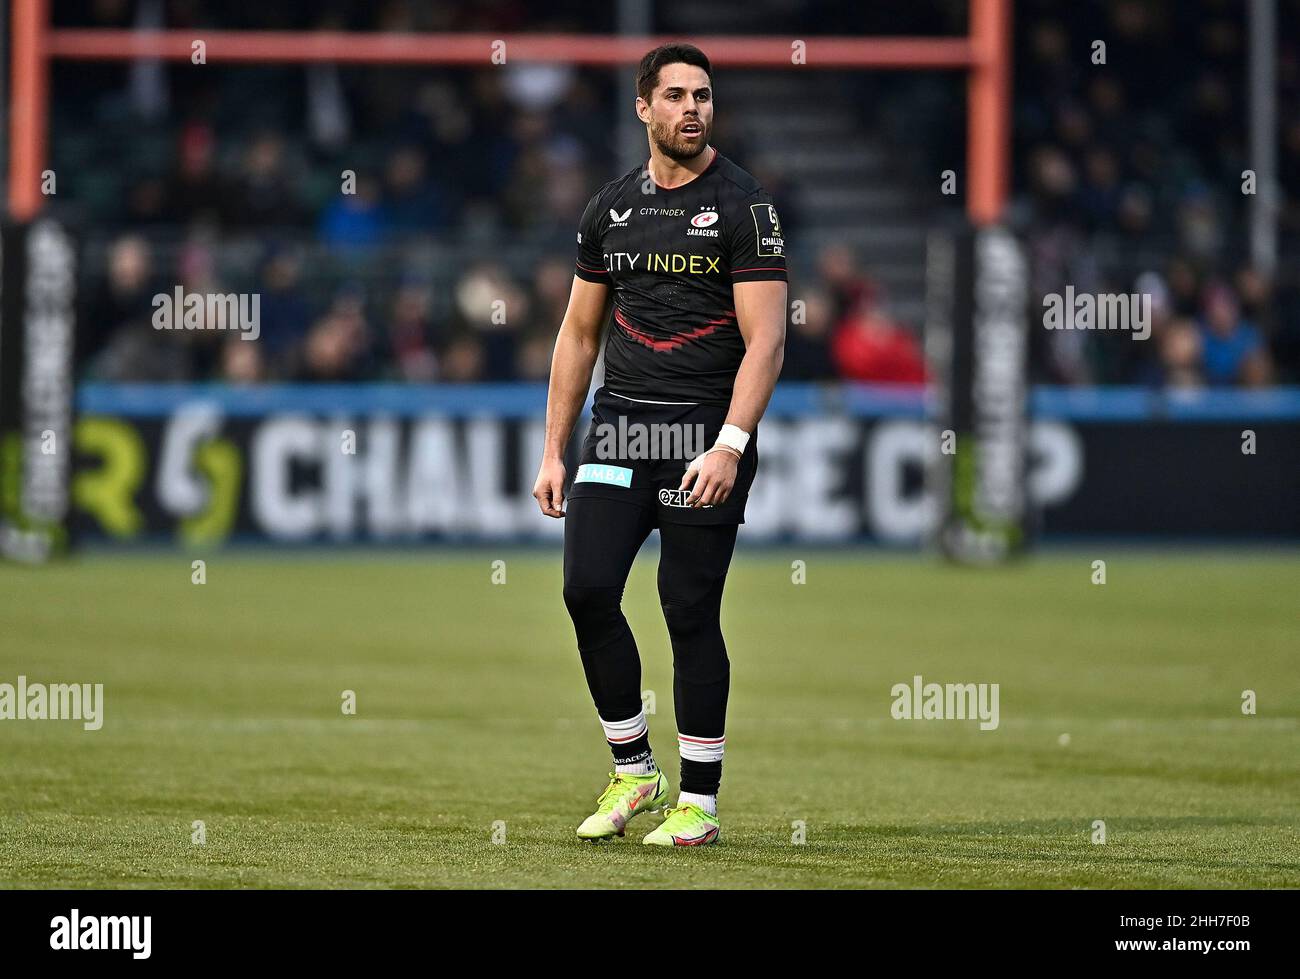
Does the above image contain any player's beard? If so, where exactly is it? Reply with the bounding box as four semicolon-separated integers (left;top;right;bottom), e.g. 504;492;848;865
649;116;710;162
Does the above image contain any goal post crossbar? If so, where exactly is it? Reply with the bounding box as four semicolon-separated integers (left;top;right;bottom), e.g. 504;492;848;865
9;0;1011;223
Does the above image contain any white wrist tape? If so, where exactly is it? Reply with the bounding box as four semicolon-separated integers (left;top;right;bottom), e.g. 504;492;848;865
714;424;750;456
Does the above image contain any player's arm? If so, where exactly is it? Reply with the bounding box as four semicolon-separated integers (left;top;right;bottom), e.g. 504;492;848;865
681;279;786;507
532;276;612;517
725;279;787;433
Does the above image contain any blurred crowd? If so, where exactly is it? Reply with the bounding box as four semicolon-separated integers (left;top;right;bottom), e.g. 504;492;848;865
52;0;1300;387
85;234;594;384
1011;0;1300;385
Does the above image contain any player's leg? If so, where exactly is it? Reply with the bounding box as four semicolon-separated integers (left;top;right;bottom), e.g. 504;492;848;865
562;496;669;839
642;518;737;846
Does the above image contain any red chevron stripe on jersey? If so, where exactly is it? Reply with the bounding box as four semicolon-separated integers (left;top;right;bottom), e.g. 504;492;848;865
614;308;736;353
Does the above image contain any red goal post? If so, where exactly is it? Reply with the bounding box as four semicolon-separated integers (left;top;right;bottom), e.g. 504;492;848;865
9;0;1011;224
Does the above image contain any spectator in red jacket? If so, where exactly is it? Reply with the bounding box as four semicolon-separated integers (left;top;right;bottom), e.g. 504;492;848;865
831;294;928;384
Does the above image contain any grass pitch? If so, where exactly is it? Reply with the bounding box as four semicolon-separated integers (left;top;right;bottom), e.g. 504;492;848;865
1;547;1297;888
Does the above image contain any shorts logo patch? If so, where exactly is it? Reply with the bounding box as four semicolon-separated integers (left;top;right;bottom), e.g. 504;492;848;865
576;464;633;488
658;488;712;509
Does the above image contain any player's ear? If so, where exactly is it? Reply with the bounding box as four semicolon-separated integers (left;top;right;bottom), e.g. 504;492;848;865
635;96;649;123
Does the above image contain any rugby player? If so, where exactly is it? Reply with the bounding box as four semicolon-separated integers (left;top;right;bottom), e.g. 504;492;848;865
532;43;787;846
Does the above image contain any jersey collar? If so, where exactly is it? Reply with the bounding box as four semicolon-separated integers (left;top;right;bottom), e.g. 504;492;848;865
647;146;719;191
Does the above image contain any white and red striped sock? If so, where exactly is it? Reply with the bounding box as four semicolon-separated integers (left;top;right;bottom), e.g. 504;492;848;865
677;732;724;814
601;711;656;775
677;732;725;763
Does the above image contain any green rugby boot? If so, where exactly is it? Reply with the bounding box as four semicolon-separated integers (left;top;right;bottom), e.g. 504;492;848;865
576;770;670;842
642;802;721;847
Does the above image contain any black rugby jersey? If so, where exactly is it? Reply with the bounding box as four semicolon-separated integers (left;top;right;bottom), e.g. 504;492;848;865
573;148;787;405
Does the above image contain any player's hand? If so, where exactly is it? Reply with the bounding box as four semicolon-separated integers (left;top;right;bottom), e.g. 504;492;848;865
533;457;567;518
679;448;739;508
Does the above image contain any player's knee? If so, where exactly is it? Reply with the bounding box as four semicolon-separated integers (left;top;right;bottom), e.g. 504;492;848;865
659;597;714;639
563;583;625;638
666;612;730;685
661;596;727;671
657;567;724;633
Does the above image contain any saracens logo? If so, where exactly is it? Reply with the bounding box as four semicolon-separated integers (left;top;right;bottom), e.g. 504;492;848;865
687;209;720;238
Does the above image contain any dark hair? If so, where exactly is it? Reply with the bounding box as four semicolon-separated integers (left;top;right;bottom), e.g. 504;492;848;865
636;43;712;104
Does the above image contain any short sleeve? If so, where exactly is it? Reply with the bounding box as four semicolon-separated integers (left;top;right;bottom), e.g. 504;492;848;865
729;192;788;283
574;192;609;283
